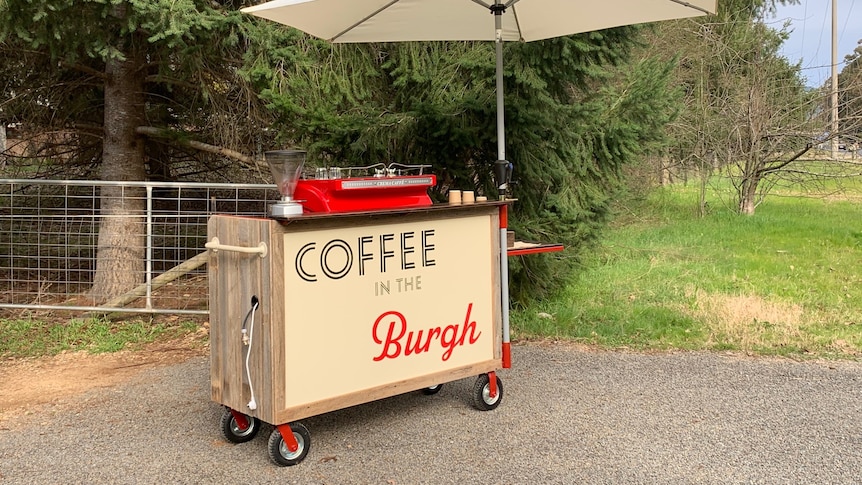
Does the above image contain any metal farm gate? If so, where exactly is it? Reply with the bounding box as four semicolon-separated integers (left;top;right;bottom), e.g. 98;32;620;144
0;179;280;315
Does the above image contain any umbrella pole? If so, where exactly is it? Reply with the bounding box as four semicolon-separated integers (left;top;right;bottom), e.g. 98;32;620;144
491;3;513;199
492;2;512;369
491;2;512;202
494;8;505;163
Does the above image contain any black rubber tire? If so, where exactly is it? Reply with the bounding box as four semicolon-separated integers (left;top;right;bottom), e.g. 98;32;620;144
267;422;311;467
471;374;503;411
421;384;443;395
220;408;261;444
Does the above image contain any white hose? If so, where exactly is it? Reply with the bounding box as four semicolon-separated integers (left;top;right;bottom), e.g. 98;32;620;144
243;300;260;410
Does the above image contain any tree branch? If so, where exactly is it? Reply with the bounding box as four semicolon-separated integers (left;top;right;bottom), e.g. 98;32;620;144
58;60;107;80
759;144;812;176
134;126;265;170
780;169;862;178
144;75;199;90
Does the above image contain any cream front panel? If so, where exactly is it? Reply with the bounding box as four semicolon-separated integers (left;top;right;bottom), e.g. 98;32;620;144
281;213;496;408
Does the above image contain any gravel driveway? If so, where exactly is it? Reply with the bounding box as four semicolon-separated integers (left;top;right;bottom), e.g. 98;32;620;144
1;342;861;484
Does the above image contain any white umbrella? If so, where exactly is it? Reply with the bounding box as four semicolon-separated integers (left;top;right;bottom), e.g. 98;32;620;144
241;0;717;370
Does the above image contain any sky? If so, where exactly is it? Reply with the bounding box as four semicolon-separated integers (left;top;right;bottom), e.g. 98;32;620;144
769;0;861;87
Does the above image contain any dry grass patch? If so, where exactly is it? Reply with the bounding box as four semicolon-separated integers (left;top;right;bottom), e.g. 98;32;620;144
682;289;808;352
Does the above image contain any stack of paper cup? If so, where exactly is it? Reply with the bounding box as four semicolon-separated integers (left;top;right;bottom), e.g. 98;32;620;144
448;190;462;204
462;191;475;204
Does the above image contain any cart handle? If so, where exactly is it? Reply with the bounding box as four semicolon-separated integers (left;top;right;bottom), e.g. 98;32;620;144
205;237;268;258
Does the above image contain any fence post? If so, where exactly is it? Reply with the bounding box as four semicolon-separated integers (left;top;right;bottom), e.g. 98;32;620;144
146;185;153;311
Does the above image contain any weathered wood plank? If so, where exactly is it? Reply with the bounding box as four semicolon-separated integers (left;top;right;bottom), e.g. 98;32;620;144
208;215;273;419
267;219;287;416
85;251;209;316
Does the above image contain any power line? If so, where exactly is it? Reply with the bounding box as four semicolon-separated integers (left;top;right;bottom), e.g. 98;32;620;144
775;1;861;86
811;0;830;69
797;60;853;71
839;0;856;48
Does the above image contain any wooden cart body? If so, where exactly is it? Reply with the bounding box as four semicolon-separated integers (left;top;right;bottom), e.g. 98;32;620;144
208;203;504;425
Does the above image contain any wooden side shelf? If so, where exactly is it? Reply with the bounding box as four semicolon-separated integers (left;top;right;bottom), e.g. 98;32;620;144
507;241;564;257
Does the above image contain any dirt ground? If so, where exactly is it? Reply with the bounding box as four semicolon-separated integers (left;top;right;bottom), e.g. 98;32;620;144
0;328;208;424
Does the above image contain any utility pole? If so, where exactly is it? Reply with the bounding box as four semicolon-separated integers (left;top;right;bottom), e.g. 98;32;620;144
831;0;839;159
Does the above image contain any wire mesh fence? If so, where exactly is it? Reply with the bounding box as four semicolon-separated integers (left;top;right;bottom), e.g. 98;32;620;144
0;180;280;315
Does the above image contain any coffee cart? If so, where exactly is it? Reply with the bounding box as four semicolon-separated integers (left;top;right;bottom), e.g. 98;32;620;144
206;151;560;466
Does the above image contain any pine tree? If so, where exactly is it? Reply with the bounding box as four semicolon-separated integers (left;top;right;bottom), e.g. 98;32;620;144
250;27;681;300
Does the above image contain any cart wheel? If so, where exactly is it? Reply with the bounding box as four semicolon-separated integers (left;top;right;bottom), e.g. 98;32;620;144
421;384;443;395
220;408;261;443
267;422;310;467
471;374;503;411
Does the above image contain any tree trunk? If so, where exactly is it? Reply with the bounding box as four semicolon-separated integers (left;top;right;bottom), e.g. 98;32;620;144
738;74;765;217
738;175;758;216
698;156;707;218
658;156;675;186
89;51;148;303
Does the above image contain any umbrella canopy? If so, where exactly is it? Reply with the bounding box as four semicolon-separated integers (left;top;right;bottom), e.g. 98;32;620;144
242;0;716;43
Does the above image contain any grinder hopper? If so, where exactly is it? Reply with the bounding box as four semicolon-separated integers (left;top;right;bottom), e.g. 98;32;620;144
266;150;306;217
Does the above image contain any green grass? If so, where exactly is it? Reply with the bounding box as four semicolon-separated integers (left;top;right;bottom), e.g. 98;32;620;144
513;181;862;359
0;317;201;359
